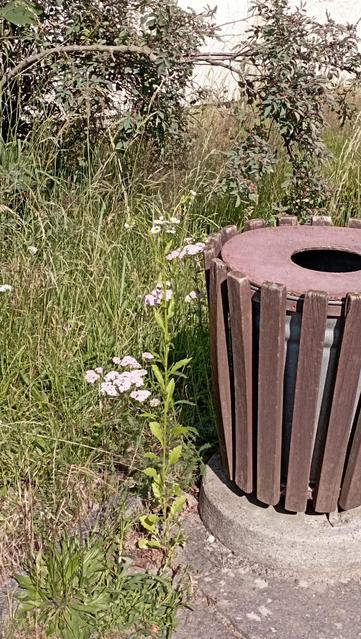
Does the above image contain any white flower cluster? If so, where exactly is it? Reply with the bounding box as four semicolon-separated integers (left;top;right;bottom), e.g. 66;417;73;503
166;241;206;262
185;289;205;303
0;284;12;293
150;215;180;236
85;352;157;403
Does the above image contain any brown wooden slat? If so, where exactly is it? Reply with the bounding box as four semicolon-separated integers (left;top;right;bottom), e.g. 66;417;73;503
244;219;266;232
315;294;361;513
311;215;333;226
204;227;237;297
285;291;328;512
209;258;233;478
227;271;253;493
204;231;223;300
348;218;361;229
221;225;238;245
339;408;361;510
276;215;298;226
257;282;287;505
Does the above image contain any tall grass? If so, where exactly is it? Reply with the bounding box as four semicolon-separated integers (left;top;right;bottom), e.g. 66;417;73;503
0;101;361;586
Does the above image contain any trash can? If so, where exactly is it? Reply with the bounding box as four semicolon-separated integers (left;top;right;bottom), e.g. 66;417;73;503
205;216;361;513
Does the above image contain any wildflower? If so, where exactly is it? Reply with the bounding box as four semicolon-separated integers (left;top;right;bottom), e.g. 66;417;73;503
150;225;162;235
184;237;193;244
169;216;180;224
179;242;206;258
124;223;131;230
0;284;12;293
145;293;159;307
85;369;101;384
166;249;180;261
113;373;132;393
144;287;172;306
100;382;120;397
119;356;142;369
104;371;121;382
28;246;38;255
94;367;104;376
128;369;148;388
142;352;154;361
130;390;151;403
166;227;177;235
153;216;165;225
185;289;205;303
112;357;122;365
150;398;161;407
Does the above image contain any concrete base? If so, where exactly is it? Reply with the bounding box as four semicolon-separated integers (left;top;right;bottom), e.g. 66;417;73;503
200;455;361;578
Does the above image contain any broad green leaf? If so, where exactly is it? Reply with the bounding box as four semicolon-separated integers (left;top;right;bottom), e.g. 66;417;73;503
143;467;159;480
152;481;161;500
151;364;165;391
150;421;163;446
147;539;161;549
170;358;192;374
144;451;158;460
140;513;159;532
0;1;40;26
171;425;191;437
138;538;149;549
170;494;186;516
168;444;182;466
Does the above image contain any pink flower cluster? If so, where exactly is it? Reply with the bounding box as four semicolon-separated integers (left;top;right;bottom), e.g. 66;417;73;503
145;284;173;307
166;241;206;262
85;353;156;403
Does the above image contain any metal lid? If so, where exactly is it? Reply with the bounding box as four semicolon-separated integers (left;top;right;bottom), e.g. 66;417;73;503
221;226;361;306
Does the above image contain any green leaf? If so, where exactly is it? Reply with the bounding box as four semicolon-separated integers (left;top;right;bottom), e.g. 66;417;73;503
170;358;192;374
152;481;161;500
0;1;40;26
144;467;159;480
154;310;165;332
151;364;165;391
140;513;159;532
171;425;191;437
144;452;158;460
169;445;182;466
166;378;175;400
150;421;164;446
138;538;150;549
170;494;186;516
147;539;161;549
167;295;175;319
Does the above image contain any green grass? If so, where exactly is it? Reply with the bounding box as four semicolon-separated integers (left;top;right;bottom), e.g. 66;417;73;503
1;104;361;637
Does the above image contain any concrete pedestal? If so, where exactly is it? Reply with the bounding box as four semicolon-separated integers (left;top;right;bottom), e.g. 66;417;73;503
200;455;361;578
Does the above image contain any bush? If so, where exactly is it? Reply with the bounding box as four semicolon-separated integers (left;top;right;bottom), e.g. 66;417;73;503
0;0;214;152
222;0;361;219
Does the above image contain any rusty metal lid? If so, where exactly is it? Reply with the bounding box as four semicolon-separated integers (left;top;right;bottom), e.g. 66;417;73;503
221;226;361;308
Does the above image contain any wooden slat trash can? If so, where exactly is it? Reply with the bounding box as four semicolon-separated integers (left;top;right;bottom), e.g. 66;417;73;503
205;217;361;513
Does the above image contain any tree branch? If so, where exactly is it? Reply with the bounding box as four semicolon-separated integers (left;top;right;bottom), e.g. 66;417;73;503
0;42;250;92
0;43;156;92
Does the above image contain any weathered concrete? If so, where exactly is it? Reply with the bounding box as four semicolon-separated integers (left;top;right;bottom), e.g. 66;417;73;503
175;510;361;639
199;455;361;578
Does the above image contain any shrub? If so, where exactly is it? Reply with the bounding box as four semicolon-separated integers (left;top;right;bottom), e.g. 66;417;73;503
222;0;361;219
0;0;214;152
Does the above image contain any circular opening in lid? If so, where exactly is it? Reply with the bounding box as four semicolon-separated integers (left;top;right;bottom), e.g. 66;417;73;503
291;248;361;273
